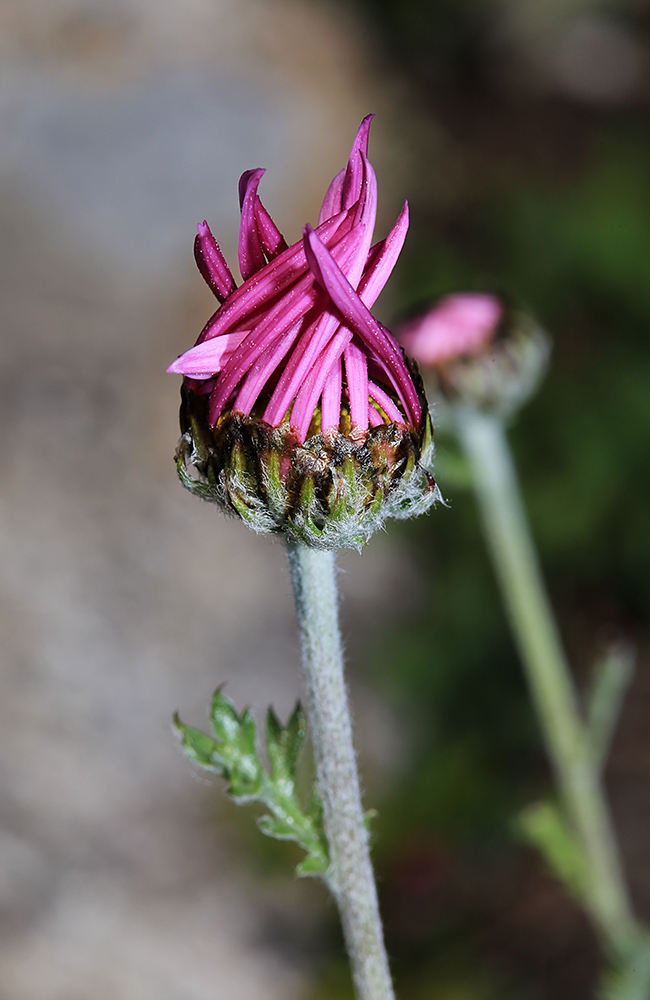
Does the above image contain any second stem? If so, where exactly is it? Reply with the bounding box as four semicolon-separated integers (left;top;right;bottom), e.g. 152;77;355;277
454;406;636;960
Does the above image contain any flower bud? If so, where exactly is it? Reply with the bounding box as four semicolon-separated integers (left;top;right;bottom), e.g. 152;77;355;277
169;118;440;550
398;293;551;419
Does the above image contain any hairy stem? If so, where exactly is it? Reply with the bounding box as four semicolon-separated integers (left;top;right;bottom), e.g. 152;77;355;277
287;540;395;1000
454;407;636;960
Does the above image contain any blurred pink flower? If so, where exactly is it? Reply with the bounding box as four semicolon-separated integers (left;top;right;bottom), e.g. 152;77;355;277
397;293;503;367
167;116;422;444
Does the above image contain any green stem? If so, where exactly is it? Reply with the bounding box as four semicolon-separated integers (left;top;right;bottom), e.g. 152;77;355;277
287;540;395;1000
454;407;636;960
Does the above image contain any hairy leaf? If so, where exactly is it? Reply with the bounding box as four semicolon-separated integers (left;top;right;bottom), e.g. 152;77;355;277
175;690;329;879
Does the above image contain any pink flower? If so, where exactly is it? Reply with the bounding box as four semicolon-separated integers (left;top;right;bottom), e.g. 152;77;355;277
396;293;550;418
398;293;503;367
167;116;422;444
169;118;438;549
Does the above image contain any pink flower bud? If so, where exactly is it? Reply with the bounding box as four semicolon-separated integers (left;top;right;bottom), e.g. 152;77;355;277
398;293;503;367
168;118;440;548
396;294;550;418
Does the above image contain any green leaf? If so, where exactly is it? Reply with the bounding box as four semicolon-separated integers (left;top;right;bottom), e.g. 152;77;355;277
515;800;589;900
296;853;329;878
173;715;225;774
257;814;302;841
266;703;305;789
207;689;262;800
175;692;329;881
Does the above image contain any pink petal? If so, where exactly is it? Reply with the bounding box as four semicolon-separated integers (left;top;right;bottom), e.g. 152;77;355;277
238;168;267;280
318;168;345;225
255;198;288;260
232;319;302;415
368;381;403;425
350;151;377;237
194;222;237;301
167;331;249;378
291;328;352;442
197;202;358;346
238;168;259;209
358;201;409;307
303;225;421;427
368;402;384;428
341;115;374;210
344;340;369;431
320;357;342;433
344;154;377;286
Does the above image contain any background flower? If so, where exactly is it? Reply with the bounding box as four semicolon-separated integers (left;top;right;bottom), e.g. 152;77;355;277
398;292;503;366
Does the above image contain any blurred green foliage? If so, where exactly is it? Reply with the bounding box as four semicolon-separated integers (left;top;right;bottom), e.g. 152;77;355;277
312;2;650;998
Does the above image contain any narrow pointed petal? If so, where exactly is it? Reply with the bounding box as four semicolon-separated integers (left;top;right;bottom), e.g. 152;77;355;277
368;402;384;427
238;168;267;280
344;341;369;432
320;356;342;433
341;114;374;209
261;224;369;425
358;201;409;307
318;115;374;224
208;224;366;424
238;168;261;209
350;152;377;247
194;223;237;301
208;280;320;425
255;198;288;259
232;319;303;415
304;225;421;427
368;381;404;424
167;331;249;378
318;168;345;225
197;203;357;345
291;328;352;442
263;310;340;427
337;154;377;291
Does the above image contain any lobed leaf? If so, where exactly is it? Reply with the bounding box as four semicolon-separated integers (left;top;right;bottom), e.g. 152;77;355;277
175;691;329;880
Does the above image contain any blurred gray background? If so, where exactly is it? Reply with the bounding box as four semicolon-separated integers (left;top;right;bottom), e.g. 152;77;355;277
0;2;421;996
8;0;650;996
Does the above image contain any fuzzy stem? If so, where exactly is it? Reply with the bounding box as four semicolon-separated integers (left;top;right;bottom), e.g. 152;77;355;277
287;540;395;1000
454;407;637;960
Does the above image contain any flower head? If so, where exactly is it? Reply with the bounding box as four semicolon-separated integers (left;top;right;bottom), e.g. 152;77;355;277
168;117;438;549
399;293;503;366
396;293;550;419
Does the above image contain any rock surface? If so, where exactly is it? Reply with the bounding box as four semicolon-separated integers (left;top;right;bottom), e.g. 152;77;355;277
0;2;418;996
